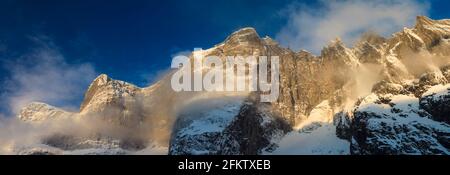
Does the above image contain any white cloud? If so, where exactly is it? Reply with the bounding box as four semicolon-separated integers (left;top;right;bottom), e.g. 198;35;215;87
1;36;97;115
276;0;430;54
137;49;192;86
170;49;192;58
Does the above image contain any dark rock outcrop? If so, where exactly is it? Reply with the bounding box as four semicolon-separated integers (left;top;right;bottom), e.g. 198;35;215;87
420;86;450;124
169;95;291;155
349;94;450;155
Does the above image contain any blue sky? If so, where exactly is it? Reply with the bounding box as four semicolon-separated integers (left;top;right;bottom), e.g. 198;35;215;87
0;0;449;115
0;0;299;86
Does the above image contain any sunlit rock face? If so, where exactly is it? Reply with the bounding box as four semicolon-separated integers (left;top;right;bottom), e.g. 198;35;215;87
18;102;75;122
78;74;144;127
12;16;450;155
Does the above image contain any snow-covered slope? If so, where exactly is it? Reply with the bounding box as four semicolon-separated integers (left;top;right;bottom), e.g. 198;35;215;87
420;84;450;124
350;92;450;154
169;96;245;155
268;125;349;155
267;101;349;155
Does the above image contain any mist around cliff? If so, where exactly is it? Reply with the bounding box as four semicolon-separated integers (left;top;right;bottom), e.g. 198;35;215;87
0;66;252;154
2;33;450;154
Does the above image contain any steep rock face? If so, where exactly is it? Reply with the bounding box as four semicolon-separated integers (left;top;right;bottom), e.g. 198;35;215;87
222;27;264;49
218;101;291;155
414;16;450;51
168;96;245;155
442;64;450;81
372;81;404;95
337;73;450;154
78;73;186;128
14;74;179;155
322;39;360;67
164;27;301;153
397;70;449;98
169;95;291;155
334;110;354;140
275;39;360;126
350;93;450;155
332;16;450;155
14;16;450;155
354;43;383;64
79;74;144;127
18;102;74;122
378;17;450;83
336;75;450;154
420;84;450;124
387;16;450;56
80;74;140;111
419;71;448;87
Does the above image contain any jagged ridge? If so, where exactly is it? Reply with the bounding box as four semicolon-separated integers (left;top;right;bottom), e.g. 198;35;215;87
16;16;450;155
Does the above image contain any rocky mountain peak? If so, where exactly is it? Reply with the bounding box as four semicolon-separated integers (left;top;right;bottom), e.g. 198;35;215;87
414;16;450;38
80;74;140;112
296;50;316;60
262;36;278;46
18;102;73;122
413;15;450;31
11;16;450;155
331;37;345;45
322;38;346;54
230;27;258;37
321;38;359;66
357;31;386;46
93;74;111;86
386;16;450;56
222;27;262;47
416;16;435;27
353;32;385;63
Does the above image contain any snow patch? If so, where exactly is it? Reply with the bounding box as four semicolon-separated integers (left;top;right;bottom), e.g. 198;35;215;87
177;96;245;136
422;84;450;98
266;124;349;155
294;100;333;130
268;100;350;155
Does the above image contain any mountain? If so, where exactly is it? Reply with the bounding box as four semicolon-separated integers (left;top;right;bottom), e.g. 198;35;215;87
8;16;450;155
18;102;75;122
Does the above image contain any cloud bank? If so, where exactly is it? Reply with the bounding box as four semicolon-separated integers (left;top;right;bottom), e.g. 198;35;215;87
276;0;429;54
1;36;97;115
